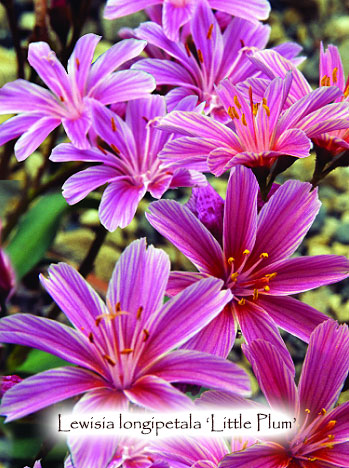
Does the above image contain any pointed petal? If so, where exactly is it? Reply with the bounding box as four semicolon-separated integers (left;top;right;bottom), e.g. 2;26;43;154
88;39;147;92
235;300;295;373
166;271;207;296
159;136;214;172
40;262;109;356
61;166;116;205
257;296;329;342
209;0;271;21
62;109;91;150
223;166;258;269
103;0;158;19
28;42;72;100
258;255;349;295
298;320;349;417
67;34;100;95
312;442;349;467
141;277;231;366
0;79;60;114
0;313;103;372
163;0;196;41
50;142;118;165
107;238;170;343
125;375;192;410
147;348;250;395
246;180;320;269
133;58;197;88
98;179;147;230
14;116;61;161
181;305;236;358
219;444;290;468
0;367;106;421
169;168;207;190
90;70;155;105
146;199;225;276
315;402;349;444
0;113;43;146
243;340;299;414
319;43;345;91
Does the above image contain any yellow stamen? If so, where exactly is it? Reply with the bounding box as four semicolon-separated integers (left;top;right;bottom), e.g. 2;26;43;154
305;408;311;414
111;117;117;132
228;106;235;120
319;408;327;416
234;96;241;109
206;23;214;40
327;420;337;430
103;354;116;366
265;272;277;279
143;329;150;342
260;252;268;259
332;67;338;84
231;272;239;282
75;58;80;70
197;49;204;63
344;85;349;98
320;75;329;86
264;285;270;292
263;104;270;117
59;96;64;102
253;103;259;116
253;289;259;301
238;298;246;305
227;257;235;265
231;106;239;119
242;441;248;450
328;434;335;440
243;249;250;255
120;348;133;355
308;458;317;462
262;97;267;106
241;113;247;126
136;306;143;320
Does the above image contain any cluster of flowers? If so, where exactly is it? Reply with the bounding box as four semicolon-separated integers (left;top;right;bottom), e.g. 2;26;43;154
0;0;348;467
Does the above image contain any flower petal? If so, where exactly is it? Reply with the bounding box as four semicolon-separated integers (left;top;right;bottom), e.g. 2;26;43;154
0;367;106;421
125;375;192;410
181;305;236;358
219;443;290;468
223;166;258;269
162;0;196;41
312;442;349;468
67;33;101;95
246;180;320;270
235;300;295;373
141;277;231;366
98;178;147;231
298;320;349;418
159;136;215;172
90;70;155;105
103;0;159;19
146;199;225;276
166;271;207;296
257;255;349;295
257;295;328;343
133;58;197;88
14;116;61;161
62;109;91;150
243;340;299;415
147;348;250;396
0;113;43;146
0;313;103;372
209;0;271;22
61;165;116;205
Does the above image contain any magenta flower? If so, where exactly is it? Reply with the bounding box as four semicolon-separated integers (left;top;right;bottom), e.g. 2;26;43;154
104;0;271;42
219;320;349;468
0;239;250;420
24;463;42;468
146;166;349;359
156;74;349;174
50;95;206;231
0;34;155;161
132;3;270;120
0;375;22;397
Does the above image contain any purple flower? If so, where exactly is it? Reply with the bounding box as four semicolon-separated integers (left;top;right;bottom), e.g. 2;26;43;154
0;34;155;161
50;95;206;231
219;320;349;468
132;3;271;120
0;239;250;421
156;74;349;174
104;0;271;42
146;166;349;359
24;462;42;468
0;375;22;397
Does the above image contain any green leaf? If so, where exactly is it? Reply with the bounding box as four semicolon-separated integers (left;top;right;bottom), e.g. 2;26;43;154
14;349;71;374
6;192;67;279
